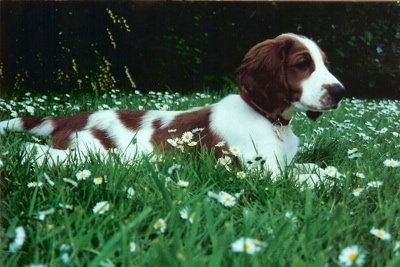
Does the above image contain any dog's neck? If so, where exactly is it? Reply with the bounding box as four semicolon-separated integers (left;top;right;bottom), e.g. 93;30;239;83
239;90;291;126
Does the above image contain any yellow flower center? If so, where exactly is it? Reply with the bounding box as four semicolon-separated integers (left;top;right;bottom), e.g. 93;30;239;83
244;242;252;251
377;230;385;237
348;252;357;261
225;196;232;203
156;221;163;229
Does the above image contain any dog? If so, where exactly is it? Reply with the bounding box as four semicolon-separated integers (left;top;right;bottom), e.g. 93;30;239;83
0;33;345;180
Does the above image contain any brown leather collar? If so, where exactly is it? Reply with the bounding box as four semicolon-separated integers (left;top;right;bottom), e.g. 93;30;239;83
240;90;291;126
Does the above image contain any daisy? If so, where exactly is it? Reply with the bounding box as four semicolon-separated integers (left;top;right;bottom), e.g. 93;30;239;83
352;187;364;197
92;201;110;215
129;241;137;252
217;191;236;207
367;181;383;188
76;170;91;181
167;138;179;147
37;207;55;221
191;127;204;134
347;147;361;158
236;171;246;179
9;226;26;252
177;179;189;188
153;218;167;233
187;141;198;146
93;176;104;185
181;131;193;143
63;178;78;187
43;173;55;186
324;166;343;178
338;245;366;267
168;164;181;175
348;152;363;159
180;208;195;224
355;172;366;179
348;147;358;153
58;203;74;210
383;158;400;168
229;146;241;157
126;187;135;199
370;227;391;241
215;141;226;147
231;237;266;255
27;181;43;188
217;155;232;167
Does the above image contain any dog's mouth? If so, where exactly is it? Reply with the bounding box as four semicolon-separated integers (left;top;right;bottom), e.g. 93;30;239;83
306;110;323;121
305;104;340;121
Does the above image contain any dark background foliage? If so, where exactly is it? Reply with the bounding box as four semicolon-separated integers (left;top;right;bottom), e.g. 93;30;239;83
0;1;399;98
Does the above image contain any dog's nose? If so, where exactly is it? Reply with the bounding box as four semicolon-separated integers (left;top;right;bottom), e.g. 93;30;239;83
328;84;346;102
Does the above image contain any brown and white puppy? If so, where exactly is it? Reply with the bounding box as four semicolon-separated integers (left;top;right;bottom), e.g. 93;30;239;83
0;33;345;177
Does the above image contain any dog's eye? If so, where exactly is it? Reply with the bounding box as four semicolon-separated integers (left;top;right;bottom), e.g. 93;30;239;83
295;60;312;70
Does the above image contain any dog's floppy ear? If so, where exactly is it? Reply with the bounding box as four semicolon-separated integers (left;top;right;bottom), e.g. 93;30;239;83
306;111;322;121
235;37;294;120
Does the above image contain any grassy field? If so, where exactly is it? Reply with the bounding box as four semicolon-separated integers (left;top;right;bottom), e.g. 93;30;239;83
1;88;400;267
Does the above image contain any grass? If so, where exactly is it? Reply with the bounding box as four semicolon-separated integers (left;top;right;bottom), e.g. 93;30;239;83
1;87;400;266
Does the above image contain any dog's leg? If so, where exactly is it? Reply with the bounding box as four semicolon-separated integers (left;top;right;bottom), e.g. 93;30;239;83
21;142;70;166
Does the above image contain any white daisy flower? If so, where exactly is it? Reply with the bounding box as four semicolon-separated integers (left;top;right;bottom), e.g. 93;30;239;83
63;178;78;187
191;128;204;134
367;181;383;188
383;158;400;168
229;146;241;157
236;171;246;179
370;227;391;241
355;172;366;179
126;187;135;199
324;166;343;178
177;180;189;188
338;245;366;267
231;237;266;255
217;191;236;207
129;241;137;252
9;226;26;252
92;201;110;215
168;164;181;175
352;187;364;197
43;173;55;186
215;141;226;147
76;170;91;181
180;208;195;224
37;207;55;221
181;131;194;143
153;218;167;233
93;176;104;185
27;181;43;188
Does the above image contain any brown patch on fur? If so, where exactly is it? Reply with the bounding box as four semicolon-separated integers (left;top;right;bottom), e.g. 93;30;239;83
50;112;91;149
91;128;116;149
21;117;47;130
117;110;145;130
150;107;223;156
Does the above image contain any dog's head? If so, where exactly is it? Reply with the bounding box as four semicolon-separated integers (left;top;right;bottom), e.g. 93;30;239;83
236;33;345;121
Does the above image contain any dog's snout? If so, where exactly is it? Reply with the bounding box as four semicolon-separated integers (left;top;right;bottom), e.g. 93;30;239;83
328;84;346;102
